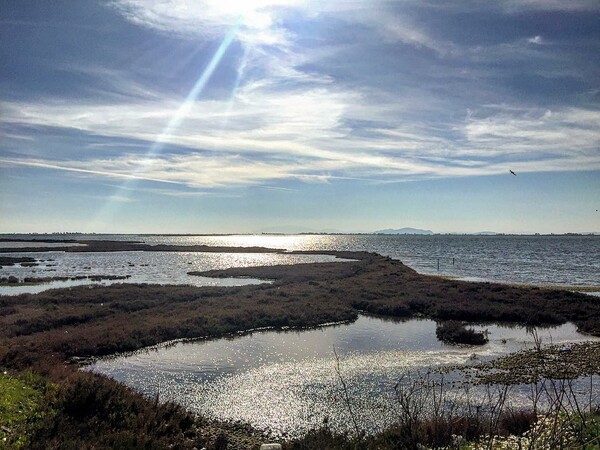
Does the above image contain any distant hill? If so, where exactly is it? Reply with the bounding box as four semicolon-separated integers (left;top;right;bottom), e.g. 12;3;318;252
374;227;434;235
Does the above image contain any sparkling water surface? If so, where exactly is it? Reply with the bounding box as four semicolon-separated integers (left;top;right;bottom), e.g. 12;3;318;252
0;241;87;248
88;315;600;437
0;251;346;295
2;233;597;287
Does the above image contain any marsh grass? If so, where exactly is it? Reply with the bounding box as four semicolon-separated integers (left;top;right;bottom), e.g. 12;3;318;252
285;370;600;449
435;321;488;345
1;250;600;448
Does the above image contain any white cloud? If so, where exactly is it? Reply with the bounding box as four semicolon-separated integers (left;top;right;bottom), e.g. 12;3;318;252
0;157;185;185
112;0;301;47
112;0;449;54
500;0;600;12
528;35;543;45
460;108;600;167
352;8;453;54
3;93;599;188
2;1;598;190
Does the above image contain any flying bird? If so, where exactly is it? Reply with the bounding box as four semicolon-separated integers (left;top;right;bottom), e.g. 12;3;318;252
509;170;517;176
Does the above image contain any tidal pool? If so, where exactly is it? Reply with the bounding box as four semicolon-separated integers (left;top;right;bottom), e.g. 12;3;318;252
87;315;599;437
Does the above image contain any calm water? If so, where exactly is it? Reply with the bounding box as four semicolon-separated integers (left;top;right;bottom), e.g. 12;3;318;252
88;315;600;437
0;251;346;295
0;241;87;249
1;234;598;294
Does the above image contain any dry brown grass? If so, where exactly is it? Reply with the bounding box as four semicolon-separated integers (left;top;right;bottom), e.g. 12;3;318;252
2;250;598;370
2;248;600;449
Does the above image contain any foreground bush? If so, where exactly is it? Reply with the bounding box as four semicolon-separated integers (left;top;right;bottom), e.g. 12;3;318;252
0;372;51;449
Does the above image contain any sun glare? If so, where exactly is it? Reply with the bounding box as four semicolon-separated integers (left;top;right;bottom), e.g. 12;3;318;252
207;0;302;28
210;0;301;15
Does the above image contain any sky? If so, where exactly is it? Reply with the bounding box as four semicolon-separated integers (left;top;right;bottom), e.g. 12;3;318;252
1;0;599;234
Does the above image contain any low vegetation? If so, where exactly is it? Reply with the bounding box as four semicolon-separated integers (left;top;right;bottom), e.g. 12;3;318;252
0;256;36;268
0;372;50;449
0;274;131;286
284;401;600;450
1;247;599;448
25;368;263;450
287;339;600;449
435;320;488;345
192;251;600;335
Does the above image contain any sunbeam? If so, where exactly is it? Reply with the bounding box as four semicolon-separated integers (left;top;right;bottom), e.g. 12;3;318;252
149;16;243;156
92;17;243;226
220;45;250;130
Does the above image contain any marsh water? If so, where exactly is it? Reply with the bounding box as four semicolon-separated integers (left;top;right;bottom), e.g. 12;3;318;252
1;234;598;294
88;315;600;437
0;251;346;295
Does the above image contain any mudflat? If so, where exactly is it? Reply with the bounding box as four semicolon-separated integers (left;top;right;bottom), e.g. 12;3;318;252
0;239;283;253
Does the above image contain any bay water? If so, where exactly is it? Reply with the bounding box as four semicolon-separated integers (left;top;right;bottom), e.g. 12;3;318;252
1;234;599;292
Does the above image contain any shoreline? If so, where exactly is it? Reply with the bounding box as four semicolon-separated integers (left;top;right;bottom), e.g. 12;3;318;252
0;239;285;254
3;263;598;297
429;273;600;294
1;232;598;238
2;238;597;292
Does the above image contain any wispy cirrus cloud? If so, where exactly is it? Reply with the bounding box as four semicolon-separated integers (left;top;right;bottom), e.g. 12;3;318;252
0;157;185;185
414;0;600;12
3;91;599;188
2;0;599;193
113;0;449;54
462;107;600;158
499;0;600;12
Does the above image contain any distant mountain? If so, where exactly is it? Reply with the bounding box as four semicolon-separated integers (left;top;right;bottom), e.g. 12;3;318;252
374;227;434;235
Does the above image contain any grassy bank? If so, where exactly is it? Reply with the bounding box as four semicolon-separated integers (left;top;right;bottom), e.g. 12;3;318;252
1;249;600;448
0;372;50;449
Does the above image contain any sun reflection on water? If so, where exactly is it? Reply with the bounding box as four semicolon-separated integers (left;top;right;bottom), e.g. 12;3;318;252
201;234;322;251
88;316;600;438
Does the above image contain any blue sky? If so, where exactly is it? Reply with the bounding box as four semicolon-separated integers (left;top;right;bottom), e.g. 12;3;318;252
1;0;599;234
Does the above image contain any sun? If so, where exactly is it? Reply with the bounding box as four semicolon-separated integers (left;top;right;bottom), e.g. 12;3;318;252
202;0;303;36
207;0;302;16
